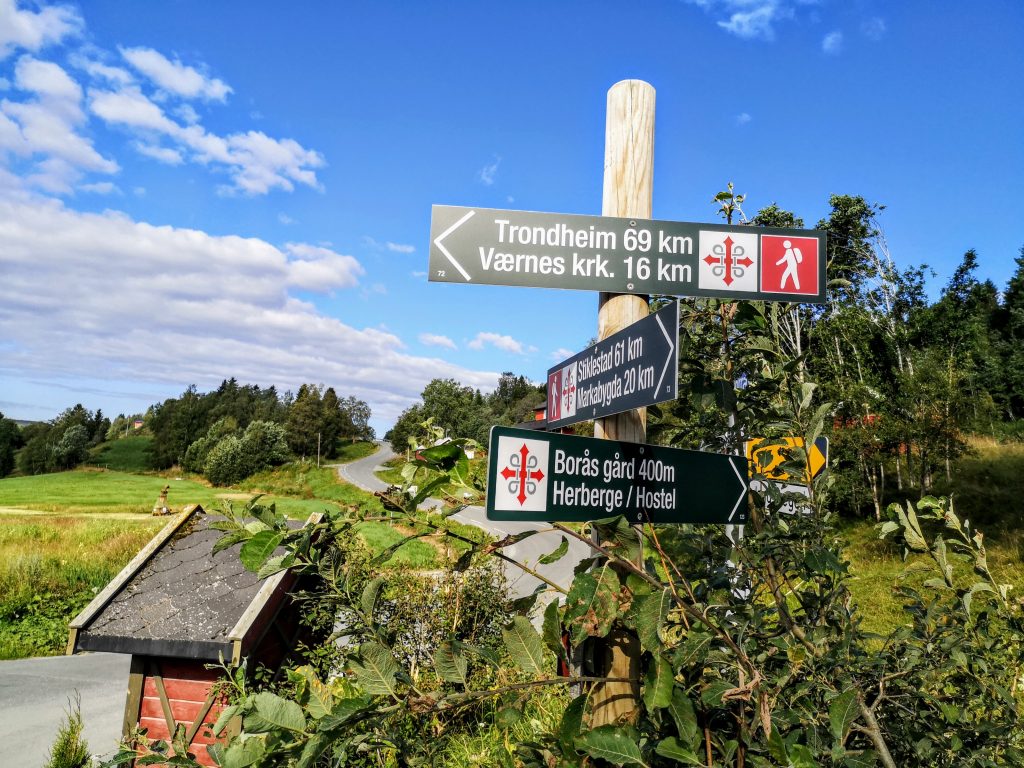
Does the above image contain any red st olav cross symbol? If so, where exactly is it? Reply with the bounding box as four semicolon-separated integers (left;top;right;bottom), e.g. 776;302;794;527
500;443;546;505
703;235;754;287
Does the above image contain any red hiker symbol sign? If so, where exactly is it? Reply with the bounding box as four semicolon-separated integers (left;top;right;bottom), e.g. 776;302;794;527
760;235;819;295
494;435;549;512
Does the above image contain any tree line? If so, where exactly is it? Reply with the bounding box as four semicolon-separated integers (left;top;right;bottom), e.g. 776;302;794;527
385;372;546;452
0;378;374;485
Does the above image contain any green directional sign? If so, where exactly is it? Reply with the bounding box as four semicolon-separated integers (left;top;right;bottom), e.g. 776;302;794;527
486;426;749;524
430;204;826;304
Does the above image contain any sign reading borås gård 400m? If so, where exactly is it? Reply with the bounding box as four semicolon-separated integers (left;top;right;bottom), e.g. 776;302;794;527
486;426;749;524
430;205;826;304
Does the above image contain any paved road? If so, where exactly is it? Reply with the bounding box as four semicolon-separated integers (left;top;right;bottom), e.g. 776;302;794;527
0;651;130;766
336;442;593;601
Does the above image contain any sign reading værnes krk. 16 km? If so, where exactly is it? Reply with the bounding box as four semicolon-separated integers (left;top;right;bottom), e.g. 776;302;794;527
430;205;827;303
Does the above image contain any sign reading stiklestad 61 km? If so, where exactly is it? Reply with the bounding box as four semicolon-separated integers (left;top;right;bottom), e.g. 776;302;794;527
430;205;827;304
547;301;679;430
487;426;749;524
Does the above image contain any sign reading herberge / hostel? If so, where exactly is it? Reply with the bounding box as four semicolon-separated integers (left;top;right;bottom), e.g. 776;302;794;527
487;426;749;524
547;302;679;429
430;205;826;304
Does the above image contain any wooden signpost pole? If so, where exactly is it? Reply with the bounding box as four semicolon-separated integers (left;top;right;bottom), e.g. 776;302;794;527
590;79;655;726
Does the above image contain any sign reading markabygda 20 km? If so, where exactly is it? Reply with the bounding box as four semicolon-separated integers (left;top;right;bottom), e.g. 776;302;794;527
547;302;679;430
486;426;749;524
430;205;826;303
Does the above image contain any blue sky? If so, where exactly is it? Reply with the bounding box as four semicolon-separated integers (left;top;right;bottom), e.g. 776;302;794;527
0;0;1021;434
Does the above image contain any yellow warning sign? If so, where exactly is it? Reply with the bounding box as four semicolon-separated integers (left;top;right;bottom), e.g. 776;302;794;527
745;437;828;484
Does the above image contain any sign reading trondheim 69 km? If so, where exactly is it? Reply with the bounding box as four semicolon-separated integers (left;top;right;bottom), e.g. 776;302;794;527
486;426;749;524
547;301;679;430
430;205;827;303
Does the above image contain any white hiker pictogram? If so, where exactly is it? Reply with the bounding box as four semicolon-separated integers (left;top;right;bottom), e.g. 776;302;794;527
777;239;803;290
500;442;546;506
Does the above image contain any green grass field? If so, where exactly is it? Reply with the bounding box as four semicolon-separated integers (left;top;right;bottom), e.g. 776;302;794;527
0;447;463;658
87;435;153;472
0;514;164;659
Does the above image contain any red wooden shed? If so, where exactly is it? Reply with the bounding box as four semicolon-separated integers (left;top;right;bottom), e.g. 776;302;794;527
67;504;316;766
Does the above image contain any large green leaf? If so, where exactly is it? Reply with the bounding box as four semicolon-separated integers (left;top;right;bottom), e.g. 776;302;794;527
296;733;330;768
558;694;588;755
212;529;249;555
360;575;386;618
502;615;546;676
211;703;240;737
349;643;401;697
643;654;674;710
539;536;569;564
631;588;672;651
433;639;469;686
577;725;648;767
829;689;859;743
542;599;567;664
654;737;702;765
564;569;619;646
318;696;373;731
668;688;699;747
243;691;306;733
210;737;265;768
239;530;282;572
674;631;715;669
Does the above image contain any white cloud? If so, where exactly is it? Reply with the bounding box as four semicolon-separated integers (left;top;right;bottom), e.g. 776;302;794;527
550;347;574;361
283;242;364;291
0;198;499;427
468;331;529;354
822;31;843;55
79;181;118;194
70;54;133;86
89;85;324;195
134;142;184;165
120;46;232;102
0;0;82;60
736;112;752;126
685;0;799;41
0;56;118;193
386;241;415;253
278;212;295;225
419;333;456;350
478;155;500;185
862;17;886;41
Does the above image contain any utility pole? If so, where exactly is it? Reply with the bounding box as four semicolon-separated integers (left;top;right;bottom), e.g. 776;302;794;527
590;79;655;726
317;432;321;468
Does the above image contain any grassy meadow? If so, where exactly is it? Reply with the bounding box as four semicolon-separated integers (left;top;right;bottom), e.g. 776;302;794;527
0;514;164;659
840;436;1024;636
1;434;1021;660
0;441;474;659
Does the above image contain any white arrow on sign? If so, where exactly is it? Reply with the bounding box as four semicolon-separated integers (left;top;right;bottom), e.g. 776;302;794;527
654;309;676;397
432;209;474;281
728;457;747;521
